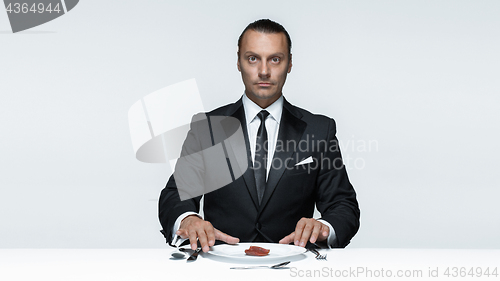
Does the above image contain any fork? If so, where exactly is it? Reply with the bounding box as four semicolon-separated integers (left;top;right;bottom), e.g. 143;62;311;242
309;248;327;260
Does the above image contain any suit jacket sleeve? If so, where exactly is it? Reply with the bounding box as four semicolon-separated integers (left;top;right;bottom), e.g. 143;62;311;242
158;114;206;244
315;118;360;248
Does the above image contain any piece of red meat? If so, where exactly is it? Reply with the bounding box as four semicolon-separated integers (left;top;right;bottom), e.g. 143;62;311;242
245;246;270;256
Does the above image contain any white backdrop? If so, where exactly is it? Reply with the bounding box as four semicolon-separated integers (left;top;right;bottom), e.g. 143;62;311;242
1;0;499;248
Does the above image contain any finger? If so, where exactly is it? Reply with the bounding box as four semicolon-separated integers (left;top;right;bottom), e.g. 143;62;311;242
279;232;295;244
175;229;188;239
299;221;314;247
321;224;329;238
197;229;210;252
206;226;216;247
293;218;307;246
187;229;198;250
309;222;322;244
214;229;240;244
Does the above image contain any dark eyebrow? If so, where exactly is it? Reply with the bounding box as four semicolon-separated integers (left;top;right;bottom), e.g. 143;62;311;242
269;53;286;57
243;52;285;58
243;52;259;57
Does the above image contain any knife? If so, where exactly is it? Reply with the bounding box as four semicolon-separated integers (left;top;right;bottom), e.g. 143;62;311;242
187;247;202;261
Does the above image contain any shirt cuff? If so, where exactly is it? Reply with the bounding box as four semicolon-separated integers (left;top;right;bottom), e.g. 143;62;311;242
171;211;201;247
317;219;337;249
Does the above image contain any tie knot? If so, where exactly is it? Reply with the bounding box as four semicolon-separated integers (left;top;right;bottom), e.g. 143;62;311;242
257;110;270;122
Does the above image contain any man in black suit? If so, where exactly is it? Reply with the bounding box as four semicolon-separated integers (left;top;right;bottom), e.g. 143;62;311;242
159;19;359;253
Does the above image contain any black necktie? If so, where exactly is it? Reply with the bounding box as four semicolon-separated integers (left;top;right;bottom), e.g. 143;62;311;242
255;110;270;204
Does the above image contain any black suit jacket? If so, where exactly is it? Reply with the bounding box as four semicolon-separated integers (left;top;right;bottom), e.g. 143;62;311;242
159;97;360;247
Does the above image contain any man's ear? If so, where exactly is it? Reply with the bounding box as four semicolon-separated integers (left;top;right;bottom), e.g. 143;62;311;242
237;55;241;72
287;54;293;73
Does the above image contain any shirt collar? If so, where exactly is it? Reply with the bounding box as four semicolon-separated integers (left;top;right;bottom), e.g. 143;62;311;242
242;93;283;125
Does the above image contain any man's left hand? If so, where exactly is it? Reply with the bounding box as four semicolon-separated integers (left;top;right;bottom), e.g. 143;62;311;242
278;217;329;247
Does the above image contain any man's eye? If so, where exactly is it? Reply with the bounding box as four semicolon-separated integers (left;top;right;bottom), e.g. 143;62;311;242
271;57;280;63
249;56;257;62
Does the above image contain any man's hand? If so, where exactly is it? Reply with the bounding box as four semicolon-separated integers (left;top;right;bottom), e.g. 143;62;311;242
176;215;240;252
278;217;329;247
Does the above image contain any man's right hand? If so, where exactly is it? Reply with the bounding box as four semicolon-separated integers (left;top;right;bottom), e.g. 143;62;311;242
176;215;240;252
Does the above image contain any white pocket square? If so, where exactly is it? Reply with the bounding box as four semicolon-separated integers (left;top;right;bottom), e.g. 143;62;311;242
295;156;313;166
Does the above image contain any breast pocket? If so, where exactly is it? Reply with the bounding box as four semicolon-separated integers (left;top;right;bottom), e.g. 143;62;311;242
285;157;316;176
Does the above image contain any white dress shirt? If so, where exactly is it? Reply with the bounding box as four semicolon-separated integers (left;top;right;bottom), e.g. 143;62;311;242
242;93;282;178
171;94;337;248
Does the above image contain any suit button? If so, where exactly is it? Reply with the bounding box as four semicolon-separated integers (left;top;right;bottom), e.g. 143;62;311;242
255;223;261;230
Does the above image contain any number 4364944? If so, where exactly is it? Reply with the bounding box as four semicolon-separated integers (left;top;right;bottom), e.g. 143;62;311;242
443;267;498;278
5;3;62;14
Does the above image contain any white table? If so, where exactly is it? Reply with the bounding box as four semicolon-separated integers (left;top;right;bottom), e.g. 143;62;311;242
1;248;498;281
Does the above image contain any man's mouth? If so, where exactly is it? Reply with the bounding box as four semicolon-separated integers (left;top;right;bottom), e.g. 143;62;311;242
256;82;273;87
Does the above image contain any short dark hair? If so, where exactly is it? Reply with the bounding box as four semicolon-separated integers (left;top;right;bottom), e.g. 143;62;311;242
237;19;292;57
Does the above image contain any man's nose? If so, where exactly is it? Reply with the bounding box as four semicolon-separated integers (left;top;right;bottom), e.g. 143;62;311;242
258;62;270;79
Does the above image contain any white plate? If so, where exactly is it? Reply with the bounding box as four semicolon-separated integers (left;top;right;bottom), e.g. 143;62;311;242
206;242;306;262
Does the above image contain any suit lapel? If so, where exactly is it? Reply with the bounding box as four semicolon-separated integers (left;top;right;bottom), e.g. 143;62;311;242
219;99;260;209
258;99;307;214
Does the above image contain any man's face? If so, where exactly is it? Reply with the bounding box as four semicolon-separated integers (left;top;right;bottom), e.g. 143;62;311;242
237;30;292;108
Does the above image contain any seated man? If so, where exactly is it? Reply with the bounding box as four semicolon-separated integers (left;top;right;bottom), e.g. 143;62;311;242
159;19;360;253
